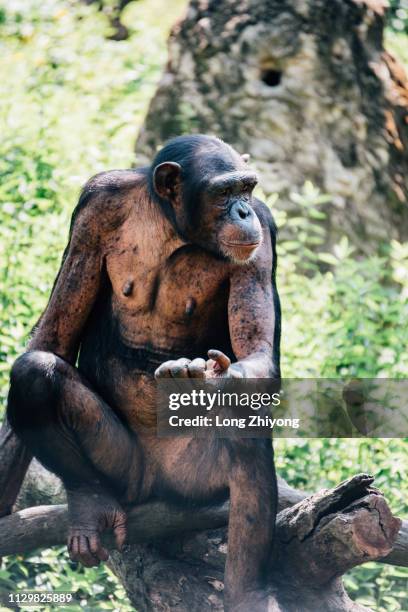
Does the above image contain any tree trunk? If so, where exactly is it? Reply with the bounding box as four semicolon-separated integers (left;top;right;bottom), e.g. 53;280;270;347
135;0;408;250
1;470;405;611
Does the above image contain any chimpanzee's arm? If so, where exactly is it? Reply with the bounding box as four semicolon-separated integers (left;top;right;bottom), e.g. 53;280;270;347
28;198;105;364
228;205;280;379
28;171;135;363
0;182;104;516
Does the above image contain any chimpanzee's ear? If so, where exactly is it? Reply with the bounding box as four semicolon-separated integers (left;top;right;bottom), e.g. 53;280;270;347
153;162;182;200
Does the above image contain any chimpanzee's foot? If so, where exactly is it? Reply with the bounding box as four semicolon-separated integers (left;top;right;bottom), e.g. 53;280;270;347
67;487;127;567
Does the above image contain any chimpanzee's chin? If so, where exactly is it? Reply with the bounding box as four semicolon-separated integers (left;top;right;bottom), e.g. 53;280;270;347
221;243;260;264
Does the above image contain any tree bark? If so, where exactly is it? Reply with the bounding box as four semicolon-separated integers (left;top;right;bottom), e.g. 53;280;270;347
0;473;405;611
135;0;408;250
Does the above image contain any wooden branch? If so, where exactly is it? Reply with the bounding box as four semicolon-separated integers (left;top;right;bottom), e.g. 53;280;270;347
0;477;276;556
0;474;404;569
381;517;408;568
0;502;226;557
275;474;402;584
107;474;403;612
0;471;404;610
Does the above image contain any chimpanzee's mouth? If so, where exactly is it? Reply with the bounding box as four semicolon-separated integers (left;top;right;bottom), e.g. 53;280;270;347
220;238;262;263
222;241;260;248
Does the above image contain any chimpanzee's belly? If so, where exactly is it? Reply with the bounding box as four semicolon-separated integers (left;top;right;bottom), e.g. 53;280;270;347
77;292;234;431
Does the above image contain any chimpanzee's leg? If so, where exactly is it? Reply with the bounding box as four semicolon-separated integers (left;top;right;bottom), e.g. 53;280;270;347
7;350;143;566
224;439;278;612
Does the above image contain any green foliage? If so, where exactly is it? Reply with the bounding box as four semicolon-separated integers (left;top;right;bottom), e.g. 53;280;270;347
0;1;406;610
1;547;132;611
273;182;408;379
386;29;408;69
387;0;408;34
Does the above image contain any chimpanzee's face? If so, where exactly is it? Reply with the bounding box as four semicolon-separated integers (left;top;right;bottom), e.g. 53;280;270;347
191;166;262;263
153;146;263;263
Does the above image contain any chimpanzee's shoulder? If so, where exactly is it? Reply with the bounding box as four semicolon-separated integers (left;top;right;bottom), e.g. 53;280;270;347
78;168;147;212
71;168;148;233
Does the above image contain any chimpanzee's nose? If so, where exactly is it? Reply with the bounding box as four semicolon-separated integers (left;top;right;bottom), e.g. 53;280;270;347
236;203;251;220
228;202;262;246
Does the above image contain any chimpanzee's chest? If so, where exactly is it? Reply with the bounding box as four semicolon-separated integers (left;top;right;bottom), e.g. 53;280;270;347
105;240;231;345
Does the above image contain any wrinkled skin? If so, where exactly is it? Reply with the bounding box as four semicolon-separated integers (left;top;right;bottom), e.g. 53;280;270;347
6;136;280;611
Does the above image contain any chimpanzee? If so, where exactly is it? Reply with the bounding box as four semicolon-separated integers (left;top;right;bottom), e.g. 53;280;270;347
5;135;281;611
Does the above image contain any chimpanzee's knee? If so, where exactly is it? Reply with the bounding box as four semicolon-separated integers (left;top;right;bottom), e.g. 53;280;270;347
7;350;62;434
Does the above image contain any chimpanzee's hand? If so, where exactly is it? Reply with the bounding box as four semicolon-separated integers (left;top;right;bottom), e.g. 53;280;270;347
154;349;243;379
204;350;244;379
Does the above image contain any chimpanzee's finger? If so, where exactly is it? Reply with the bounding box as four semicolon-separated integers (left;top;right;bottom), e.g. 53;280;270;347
88;533;109;562
169;358;191;378
113;521;127;551
68;535;79;561
154;360;176;379
78;535;100;567
187;358;206;378
207;350;231;372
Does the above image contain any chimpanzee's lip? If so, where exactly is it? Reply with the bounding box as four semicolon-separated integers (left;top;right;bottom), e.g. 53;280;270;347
222;240;260;248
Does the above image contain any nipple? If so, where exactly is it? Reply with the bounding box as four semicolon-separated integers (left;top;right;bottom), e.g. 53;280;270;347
185;297;196;316
122;279;134;297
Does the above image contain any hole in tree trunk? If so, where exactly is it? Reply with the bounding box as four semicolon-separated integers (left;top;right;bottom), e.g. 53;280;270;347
260;69;282;87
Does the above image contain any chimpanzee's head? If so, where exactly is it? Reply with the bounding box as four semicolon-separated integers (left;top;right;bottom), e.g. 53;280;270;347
149;134;262;263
